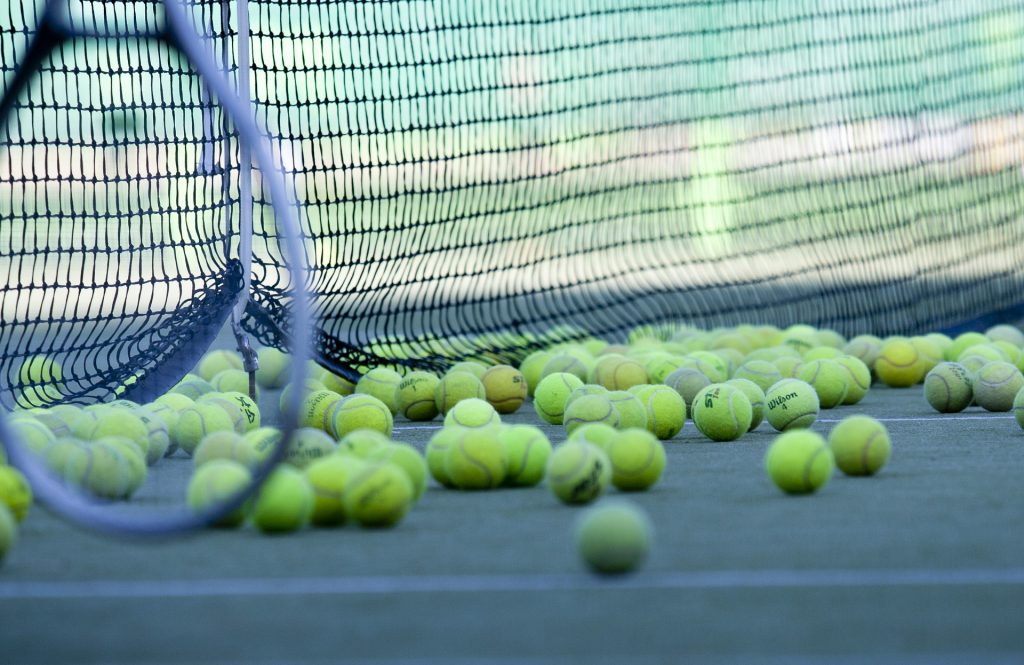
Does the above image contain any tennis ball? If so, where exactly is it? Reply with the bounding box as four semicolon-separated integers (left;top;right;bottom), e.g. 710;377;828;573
765;430;834;494
541;353;590;381
9;417;57;455
284;428;337;469
0;504;16;563
924;362;974;413
815;329;847;349
564;385;609;412
664;367;712;413
1014;387;1024;429
606;391;648;430
304;455;368;526
279;378;328;416
835;355;871;405
643;354;685;384
480;365;528;414
169;375;215;401
218;392;260;432
153;392;194;417
803;346;842;362
65;443;131;500
958;343;1006;365
244;427;283;463
329;394;394;438
0;466;32;521
355;368;402;414
797;359;849;409
194;430;259;469
773;356;803;378
336;429;391;458
433;372;486;414
604;429;666;491
367;443;428;501
992;341;1022;365
198;393;248;434
255;347;290;388
563;394;620;435
448;361;489;378
947;331;989;361
843;335;883;370
973;361;1024;412
629;385;685;439
317;368;356;396
196;350;243;382
986;324;1024;346
397;371;440;421
30;410;73;439
533;372;585;425
519;351;553;396
74;410;151;459
171;403;236;456
567;423;619;453
426;428;459;487
725;378;765;430
497;425;551;487
300;390;344;432
211;369;257;399
686;352;729;383
42;439;85;477
252;466;314;534
342;462;414;527
96;438;147;498
732;360;783;392
911;337;943;379
765;379;820;431
546;441;611;505
445;428;507;490
186;459;253;527
692;384;752;442
131;407;170;464
576;501;652;574
828;415;891;476
443;398;501;428
589;356;648;391
16;355;63;406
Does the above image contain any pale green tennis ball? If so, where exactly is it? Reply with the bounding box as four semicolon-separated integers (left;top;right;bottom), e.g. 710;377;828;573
607;391;648;430
834;355;871;405
973;361;1024;412
564;385;609;411
244;427;283;463
316;368;356;396
604;428;666;491
65;443;131;500
546;442;611;505
218;392;261;432
985;324;1024;346
255;347;290;388
300;390;344;432
397;371;440;421
0;504;16;563
576;501;652;574
426;428;459;487
827;415;891;476
541;353;590;382
342;462;414;527
518;351;553;396
132;407;170;464
843;335;883;370
686;352;728;383
42;439;85;478
643;354;685;384
75;410;151;460
692;383;752;442
153;392;194;416
924;362;974;413
445;428;507;490
911;337;944;379
481;365;528;414
329;394;394;439
802;346;842;362
957;343;1006;365
171;403;236;456
875;337;924;387
448;361;489;379
589;355;648;391
946;331;989;361
732;360;782;392
279;378;328;416
797;359;849;409
186;459;253;527
664;367;711;413
197;393;248;434
367;443;428;501
304;455;368;526
96;438;147;498
169;374;216;400
284;428;337;469
765;379;820;431
497;425;551;487
196;350;243;382
725;378;765;430
0;466;32;521
336;429;391;458
252;466;314;534
765;430;834;494
443;398;501;428
211;369;258;399
193;430;259;469
567;423;619;452
563;394;620;435
627;385;685;439
9;417;57;455
533;372;584;425
773;356;803;378
354;368;402;415
434;372;486;414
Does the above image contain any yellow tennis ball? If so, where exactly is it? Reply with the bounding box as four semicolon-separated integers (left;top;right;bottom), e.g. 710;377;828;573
911;336;943;379
316;368;356;396
607;391;648;430
604;428;666;491
567;423;619;452
773;356;803;378
198;393;248;434
425;428;460;487
973;361;1024;412
664;367;711;413
74;409;149;454
627;385;685;439
65;443;132;500
643;354;685;384
765;430;834;494
9;416;57;456
546;441;611;505
564;385;609;412
589;355;648;391
96;437;147;498
342;462;414;527
397;371;440;421
843;335;883;370
875;337;924;387
196;350;243;382
443;398;501;428
834;355;871;405
252;466;314;534
211;369;258;399
827;415;891;476
279;378;328;416
497;425;551;487
765;379;820;431
797;359;849;409
518;351;553;396
153;392;194;418
244;427;283;463
445;428;507;490
16;355;63;407
732;360;783;392
0;504;16;563
533;372;584;425
28;410;72;440
480;365;528;414
329;394;394;439
218;392;260;432
0;466;32;522
186;459;253;527
300;389;344;433
946;331;989;361
563;394;620;435
448;361;489;379
802;346;842;362
1014;387;1024;429
724;378;765;430
434;372;486;414
924;362;974;413
336;429;391;458
194;430;259;469
367;443;428;501
354;368;402;415
131;407;170;464
171;403;236;456
541;353;591;382
692;383;752;442
169;375;215;400
576;501;652;574
284;428;337;469
686;352;729;383
304;455;368;526
255;347;290;388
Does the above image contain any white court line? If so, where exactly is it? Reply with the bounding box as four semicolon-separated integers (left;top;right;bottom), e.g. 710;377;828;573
817;415;1015;423
2;568;1024;601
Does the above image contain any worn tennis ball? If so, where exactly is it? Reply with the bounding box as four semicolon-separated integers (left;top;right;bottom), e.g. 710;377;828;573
196;350;243;382
725;378;765;430
606;391;648;430
0;466;32;521
355;368;402;415
284;428;337;469
433;372;486;414
797;359;849;409
540;353;591;382
629;384;685;439
973;361;1024;412
834;355;871;405
533;372;585;425
924;362;974;413
186;459;253;527
218;392;260;432
497;425;552;487
765;379;820;431
342;462;414;527
827;415;891;476
255;347;290;388
765;429;834;494
564;385;609;412
194;430;259;469
64;442;131;500
985;324;1024;347
546;441;611;505
576;501;652;574
169;375;216;400
692;383;752;442
316;368;356;396
957;343;1006;365
329;394;394;439
197;393;248;434
303;455;368;526
0;504;16;563
211;369;258;399
299;390;343;432
480;365;528;414
171;403;236;456
518;351;553;397
643;354;685;384
875;337;924;387
397;371;441;421
563;394;620;435
567;423;619;453
443;398;501;428
732;360;783;392
843;334;883;370
664;367;711;413
604;429;666;491
251;466;314;534
425;428;460;487
244;427;283;463
444;428;507;490
367;443;428;501
686;352;729;383
588;355;648;391
336;429;391;458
